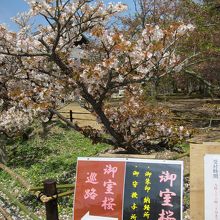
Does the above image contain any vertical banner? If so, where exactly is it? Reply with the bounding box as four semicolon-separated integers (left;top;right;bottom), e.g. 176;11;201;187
123;162;182;220
73;158;183;220
73;159;126;220
204;154;220;220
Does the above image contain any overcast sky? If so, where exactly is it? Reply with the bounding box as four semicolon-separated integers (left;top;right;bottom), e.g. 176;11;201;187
0;0;134;31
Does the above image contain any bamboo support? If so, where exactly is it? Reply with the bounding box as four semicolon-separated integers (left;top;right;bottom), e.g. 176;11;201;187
34;189;75;203
56;189;74;199
58;111;90;115
58;111;220;121
171;151;190;160
0;206;13;220
0;163;31;189
29;184;75;192
69;110;73;122
0;183;40;220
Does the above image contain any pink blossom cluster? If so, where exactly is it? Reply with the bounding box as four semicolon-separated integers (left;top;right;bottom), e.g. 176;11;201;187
103;88;190;149
0;107;34;135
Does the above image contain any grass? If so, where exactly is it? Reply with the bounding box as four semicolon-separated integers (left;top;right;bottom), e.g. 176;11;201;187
0;118;191;219
0;121;109;219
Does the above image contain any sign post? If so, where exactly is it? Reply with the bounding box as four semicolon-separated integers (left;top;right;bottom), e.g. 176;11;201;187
190;143;220;220
73;157;183;220
44;179;59;220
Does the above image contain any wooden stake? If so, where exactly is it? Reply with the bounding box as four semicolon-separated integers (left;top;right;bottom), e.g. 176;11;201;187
43;179;59;220
70;110;73;122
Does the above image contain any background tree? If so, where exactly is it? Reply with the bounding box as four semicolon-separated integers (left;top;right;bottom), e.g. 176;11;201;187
125;0;220;97
181;0;220;96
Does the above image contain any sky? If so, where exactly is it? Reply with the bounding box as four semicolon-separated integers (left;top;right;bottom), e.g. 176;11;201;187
0;0;134;31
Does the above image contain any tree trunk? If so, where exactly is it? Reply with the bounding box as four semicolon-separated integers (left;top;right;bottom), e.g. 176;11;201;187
93;105;125;145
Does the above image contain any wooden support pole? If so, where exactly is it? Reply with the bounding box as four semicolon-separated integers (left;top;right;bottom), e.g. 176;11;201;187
43;179;59;220
70;110;73;122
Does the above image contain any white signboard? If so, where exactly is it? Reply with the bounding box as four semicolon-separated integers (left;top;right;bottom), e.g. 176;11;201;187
204;154;220;220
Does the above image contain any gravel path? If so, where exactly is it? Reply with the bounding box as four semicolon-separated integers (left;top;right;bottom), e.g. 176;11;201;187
0;190;72;220
0;192;30;220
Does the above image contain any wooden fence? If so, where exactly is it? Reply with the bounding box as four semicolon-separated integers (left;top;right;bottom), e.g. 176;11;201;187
59;110;94;122
59;110;220;128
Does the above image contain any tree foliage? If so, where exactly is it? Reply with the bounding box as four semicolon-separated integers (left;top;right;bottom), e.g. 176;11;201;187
126;0;220;96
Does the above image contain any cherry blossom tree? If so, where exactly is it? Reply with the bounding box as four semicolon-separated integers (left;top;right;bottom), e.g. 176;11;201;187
0;0;194;152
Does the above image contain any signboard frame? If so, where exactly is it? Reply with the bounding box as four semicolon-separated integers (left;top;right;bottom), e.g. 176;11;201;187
73;157;184;220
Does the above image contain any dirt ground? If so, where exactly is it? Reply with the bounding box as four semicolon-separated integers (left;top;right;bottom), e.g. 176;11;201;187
59;102;102;129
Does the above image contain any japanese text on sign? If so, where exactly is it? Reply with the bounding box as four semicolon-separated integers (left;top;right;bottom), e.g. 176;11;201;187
73;158;183;220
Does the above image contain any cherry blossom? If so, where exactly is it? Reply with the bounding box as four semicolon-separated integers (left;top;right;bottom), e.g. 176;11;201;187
0;0;194;151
